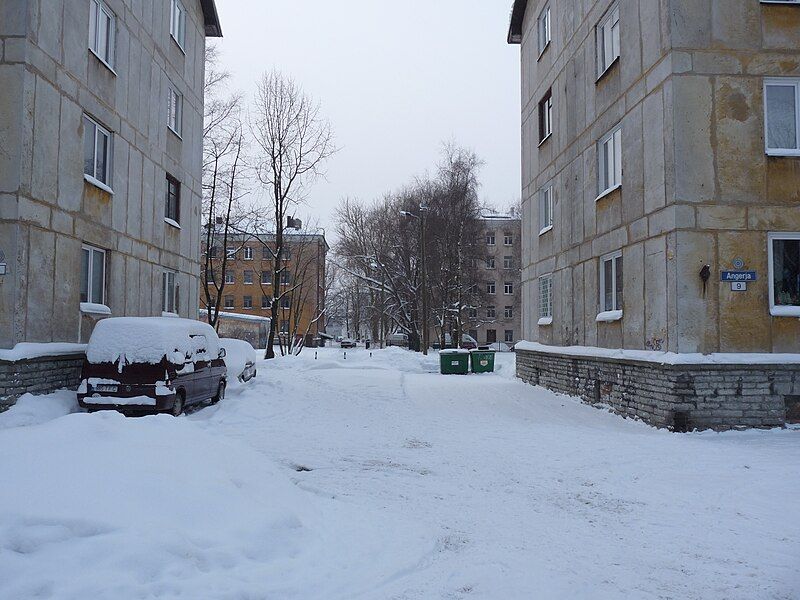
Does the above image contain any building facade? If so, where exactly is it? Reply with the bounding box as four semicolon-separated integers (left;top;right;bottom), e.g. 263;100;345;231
200;233;328;347
464;213;522;348
509;0;800;429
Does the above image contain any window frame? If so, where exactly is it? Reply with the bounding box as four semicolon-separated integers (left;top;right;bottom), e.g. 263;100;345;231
243;270;254;285
537;4;551;57
504;282;514;295
224;295;235;309
538;273;553;325
768;232;800;317
165;174;181;224
538;88;553;145
225;271;235;285
81;244;107;306
83;114;113;190
504;305;513;319
167;83;183;137
89;0;116;71
539;185;554;235
487;281;496;295
262;295;271;309
486;232;496;246
504;233;514;246
243;247;253;260
170;0;186;51
243;295;253;309
487;305;496;319
598;250;624;319
504;330;514;343
162;270;179;315
486;257;496;270
503;255;513;270
597;125;622;199
596;3;621;79
764;78;800;157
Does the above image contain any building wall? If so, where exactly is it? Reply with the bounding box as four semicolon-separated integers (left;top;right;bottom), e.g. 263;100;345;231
518;0;800;354
0;0;207;348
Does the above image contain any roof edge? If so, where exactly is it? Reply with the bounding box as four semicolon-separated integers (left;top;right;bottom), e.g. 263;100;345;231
507;0;528;44
201;0;223;37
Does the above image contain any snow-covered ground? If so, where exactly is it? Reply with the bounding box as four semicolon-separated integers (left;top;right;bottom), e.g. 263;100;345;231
0;348;798;599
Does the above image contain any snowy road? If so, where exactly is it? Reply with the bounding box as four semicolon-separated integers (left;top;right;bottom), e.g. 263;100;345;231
1;347;798;599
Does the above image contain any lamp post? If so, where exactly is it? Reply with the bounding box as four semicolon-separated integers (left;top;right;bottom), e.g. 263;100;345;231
400;205;429;356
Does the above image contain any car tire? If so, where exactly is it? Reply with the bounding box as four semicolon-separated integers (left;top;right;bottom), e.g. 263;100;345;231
211;381;225;405
171;391;185;417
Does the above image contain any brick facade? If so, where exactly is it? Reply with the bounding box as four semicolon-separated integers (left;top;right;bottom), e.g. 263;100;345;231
0;353;84;411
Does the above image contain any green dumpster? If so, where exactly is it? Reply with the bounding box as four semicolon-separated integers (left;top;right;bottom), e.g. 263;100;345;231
470;349;496;373
440;349;470;375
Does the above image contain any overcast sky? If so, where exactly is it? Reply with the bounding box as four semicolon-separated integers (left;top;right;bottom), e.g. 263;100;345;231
214;1;521;235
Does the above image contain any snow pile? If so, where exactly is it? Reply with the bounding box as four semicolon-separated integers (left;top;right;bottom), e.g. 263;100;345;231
220;338;256;382
86;317;220;366
0;391;79;430
0;343;86;362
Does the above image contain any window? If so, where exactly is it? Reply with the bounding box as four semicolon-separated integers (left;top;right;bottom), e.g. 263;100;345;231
599;251;624;316
504;330;514;343
261;271;272;284
262;295;271;309
486;232;496;246
280;320;290;333
597;3;620;77
504;233;513;246
769;233;800;316
537;4;551;56
486;257;496;269
504;282;513;295
165;175;180;223
80;245;106;305
89;0;115;68
170;0;186;49
162;271;178;314
765;78;800;156
486;329;497;344
243;295;253;309
280;271;291;285
167;84;183;136
244;247;253;260
283;247;292;261
539;186;554;234
487;305;496;318
503;256;513;269
487;281;496;295
208;247;218;258
225;271;234;284
243;270;254;285
224;295;234;309
206;269;215;283
504;306;513;319
226;247;237;259
598;125;622;197
83;115;112;187
539;274;553;324
468;307;477;319
281;297;291;309
262;247;271;260
538;89;553;143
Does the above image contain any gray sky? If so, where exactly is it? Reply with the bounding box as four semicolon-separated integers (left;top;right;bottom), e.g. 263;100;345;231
214;1;521;234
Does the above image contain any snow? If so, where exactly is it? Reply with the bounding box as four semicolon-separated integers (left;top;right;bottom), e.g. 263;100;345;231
595;309;623;322
0;347;798;598
516;340;800;365
220;338;257;381
79;302;112;315
85;317;220;366
0;342;86;362
199;309;271;323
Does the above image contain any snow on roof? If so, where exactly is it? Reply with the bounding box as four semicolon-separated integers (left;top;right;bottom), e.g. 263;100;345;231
0;343;87;363
200;310;271;324
480;212;519;221
86;317;220;365
515;341;800;365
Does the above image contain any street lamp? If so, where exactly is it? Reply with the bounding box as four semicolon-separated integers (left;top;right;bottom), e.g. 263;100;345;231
400;205;429;356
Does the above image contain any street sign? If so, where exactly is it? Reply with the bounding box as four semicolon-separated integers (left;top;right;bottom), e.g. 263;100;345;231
720;271;757;283
731;281;747;292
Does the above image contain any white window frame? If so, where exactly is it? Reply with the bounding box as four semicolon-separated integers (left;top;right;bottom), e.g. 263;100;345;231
486;232;496;246
487;281;496;295
504;305;513;319
597;125;622;199
89;0;116;71
764;78;800;157
262;295;271;309
225;271;234;285
486;257;496;269
538;89;553;145
243;247;253;260
539;185;554;235
487;305;496;319
170;0;186;50
81;244;106;307
162;270;179;315
503;255;513;269
596;3;621;79
538;274;553;325
504;282;514;295
243;295;253;310
243;270;254;285
83;115;113;190
768;232;800;317
167;84;183;137
504;233;513;246
537;4;551;57
598;250;624;321
224;295;235;309
504;330;514;343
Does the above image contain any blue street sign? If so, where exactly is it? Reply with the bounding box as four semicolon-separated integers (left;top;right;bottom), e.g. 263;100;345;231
720;271;757;282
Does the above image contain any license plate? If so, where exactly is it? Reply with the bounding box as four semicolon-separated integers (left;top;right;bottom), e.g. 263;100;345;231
451;360;460;366
95;384;118;393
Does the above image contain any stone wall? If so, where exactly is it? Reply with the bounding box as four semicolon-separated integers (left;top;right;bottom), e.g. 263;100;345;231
516;348;799;430
0;353;84;411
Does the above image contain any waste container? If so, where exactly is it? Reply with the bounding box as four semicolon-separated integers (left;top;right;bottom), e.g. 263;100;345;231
470;349;496;373
440;349;470;375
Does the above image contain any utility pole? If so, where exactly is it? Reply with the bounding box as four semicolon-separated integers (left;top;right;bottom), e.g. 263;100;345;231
420;204;429;356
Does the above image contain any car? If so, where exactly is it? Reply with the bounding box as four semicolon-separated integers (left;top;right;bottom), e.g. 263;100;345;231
386;332;409;347
340;338;357;349
220;338;257;383
77;317;228;416
442;333;479;349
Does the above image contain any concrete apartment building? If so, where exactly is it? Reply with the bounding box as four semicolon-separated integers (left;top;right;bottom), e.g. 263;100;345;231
508;0;800;429
0;0;221;402
465;213;522;348
200;233;329;347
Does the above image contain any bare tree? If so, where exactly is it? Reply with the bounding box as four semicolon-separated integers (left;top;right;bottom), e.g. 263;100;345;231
250;70;335;358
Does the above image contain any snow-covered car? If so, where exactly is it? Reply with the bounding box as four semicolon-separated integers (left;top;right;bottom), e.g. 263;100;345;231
220;338;257;383
386;332;409;347
77;317;227;416
340;338;357;349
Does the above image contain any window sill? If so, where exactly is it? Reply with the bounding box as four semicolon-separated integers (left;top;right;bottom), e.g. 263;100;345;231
537;41;550;61
596;56;619;84
538;317;553;326
539;225;553;236
161;311;179;318
538;133;552;148
164;217;181;230
88;49;117;76
80;302;111;316
595;183;622;203
770;306;800;318
766;149;800;157
84;174;114;195
170;34;186;55
596;310;623;323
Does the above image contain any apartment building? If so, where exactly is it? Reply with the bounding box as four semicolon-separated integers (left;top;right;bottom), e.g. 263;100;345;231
200;233;328;346
0;0;221;403
465;213;522;348
508;0;800;429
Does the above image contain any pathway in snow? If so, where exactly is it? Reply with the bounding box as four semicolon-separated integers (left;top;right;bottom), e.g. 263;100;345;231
0;347;798;599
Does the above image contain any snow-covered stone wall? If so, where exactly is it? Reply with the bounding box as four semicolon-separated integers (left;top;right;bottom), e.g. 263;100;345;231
516;348;800;431
0;353;84;411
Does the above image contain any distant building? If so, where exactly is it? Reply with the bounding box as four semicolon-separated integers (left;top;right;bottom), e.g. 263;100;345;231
508;0;800;429
200;233;328;347
0;0;221;405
